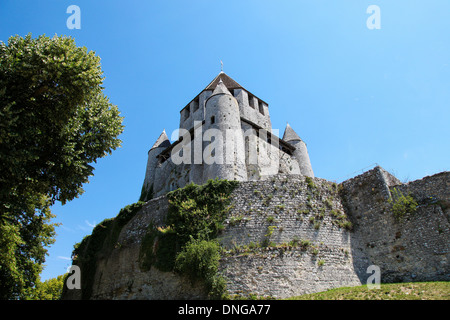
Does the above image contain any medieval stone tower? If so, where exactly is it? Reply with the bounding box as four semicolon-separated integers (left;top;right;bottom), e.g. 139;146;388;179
63;71;449;301
141;72;314;200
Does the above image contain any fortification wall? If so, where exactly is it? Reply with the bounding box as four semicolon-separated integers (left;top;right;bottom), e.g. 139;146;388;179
81;175;363;299
219;175;362;298
221;175;351;248
341;167;450;284
86;195;208;300
66;168;449;300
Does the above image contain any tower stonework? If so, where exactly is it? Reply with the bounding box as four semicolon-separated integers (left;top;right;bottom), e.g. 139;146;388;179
141;72;314;199
203;79;248;182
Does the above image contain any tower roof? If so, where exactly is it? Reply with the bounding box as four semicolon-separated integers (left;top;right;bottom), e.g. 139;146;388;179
282;123;302;142
204;72;244;91
180;71;268;114
150;130;171;151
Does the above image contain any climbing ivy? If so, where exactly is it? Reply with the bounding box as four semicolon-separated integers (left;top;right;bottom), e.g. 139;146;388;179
138;179;238;298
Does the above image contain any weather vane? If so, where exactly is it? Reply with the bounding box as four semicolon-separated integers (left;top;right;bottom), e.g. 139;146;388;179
220;60;223;72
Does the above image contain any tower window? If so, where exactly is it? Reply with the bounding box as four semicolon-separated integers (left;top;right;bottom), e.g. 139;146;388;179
184;105;190;121
258;101;265;115
211;116;215;124
248;93;255;108
193;97;199;112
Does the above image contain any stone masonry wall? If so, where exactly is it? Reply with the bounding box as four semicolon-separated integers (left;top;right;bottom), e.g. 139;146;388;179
65;168;449;299
341;167;450;284
86;195;208;300
219;175;362;298
82;175;363;299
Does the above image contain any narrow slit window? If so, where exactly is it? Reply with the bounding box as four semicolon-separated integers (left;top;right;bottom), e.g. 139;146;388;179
193;97;199;112
184;106;190;121
258;100;264;115
248;93;255;108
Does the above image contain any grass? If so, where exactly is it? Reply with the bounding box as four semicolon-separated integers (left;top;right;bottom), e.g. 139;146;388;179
287;282;450;300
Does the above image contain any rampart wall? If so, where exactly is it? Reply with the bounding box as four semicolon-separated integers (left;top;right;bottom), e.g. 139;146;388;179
341;168;450;284
63;167;449;299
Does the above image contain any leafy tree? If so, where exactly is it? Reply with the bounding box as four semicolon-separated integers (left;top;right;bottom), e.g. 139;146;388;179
22;274;65;300
0;34;124;299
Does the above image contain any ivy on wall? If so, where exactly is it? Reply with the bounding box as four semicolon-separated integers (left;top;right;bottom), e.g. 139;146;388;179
139;179;239;298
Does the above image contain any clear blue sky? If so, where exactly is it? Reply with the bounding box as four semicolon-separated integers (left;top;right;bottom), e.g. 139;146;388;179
1;1;449;281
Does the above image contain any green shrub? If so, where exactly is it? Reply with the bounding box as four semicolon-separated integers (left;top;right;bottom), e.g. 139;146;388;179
324;197;333;209
389;188;418;221
175;238;220;284
265;225;278;237
138;179;238;298
174;238;228;299
305;176;316;189
166;179;238;243
340;220;353;230
301;239;311;248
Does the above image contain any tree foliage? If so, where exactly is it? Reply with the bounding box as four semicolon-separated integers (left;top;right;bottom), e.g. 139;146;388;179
22;275;65;300
0;34;124;299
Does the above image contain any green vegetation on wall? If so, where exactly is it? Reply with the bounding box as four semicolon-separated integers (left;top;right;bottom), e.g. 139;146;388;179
138;179;239;299
388;188;418;221
139;183;154;202
70;201;145;299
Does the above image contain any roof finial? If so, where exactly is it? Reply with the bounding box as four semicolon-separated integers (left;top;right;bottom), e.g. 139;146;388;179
220;60;223;73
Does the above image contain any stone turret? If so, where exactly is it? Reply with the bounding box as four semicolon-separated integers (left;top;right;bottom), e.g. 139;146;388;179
283;123;314;178
139;71;316;199
141;130;171;200
202;79;248;182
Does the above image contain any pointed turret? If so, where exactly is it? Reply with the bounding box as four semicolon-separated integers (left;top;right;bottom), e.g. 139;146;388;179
283;123;302;142
283;123;314;178
140;130;171;201
212;79;232;95
150;129;171;151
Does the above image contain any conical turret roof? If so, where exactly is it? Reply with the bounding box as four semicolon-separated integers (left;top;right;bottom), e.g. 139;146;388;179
283;123;302;142
212;79;232;95
150;129;171;151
